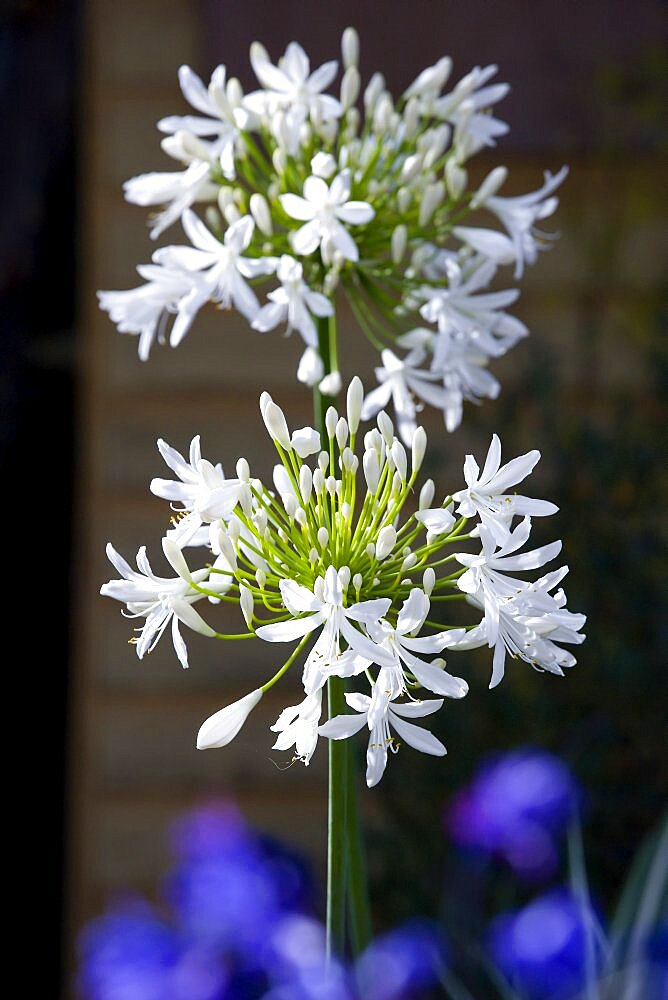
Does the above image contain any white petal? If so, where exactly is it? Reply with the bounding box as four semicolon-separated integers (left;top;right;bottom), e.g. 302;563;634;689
390;715;446;756
396;589;430;635
318;713;368;739
336;201;375;225
280;193;317;222
280;578;322;615
256;611;324;642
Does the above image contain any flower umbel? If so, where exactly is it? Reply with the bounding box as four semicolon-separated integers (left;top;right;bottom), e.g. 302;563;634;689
99;29;567;432
101;378;585;784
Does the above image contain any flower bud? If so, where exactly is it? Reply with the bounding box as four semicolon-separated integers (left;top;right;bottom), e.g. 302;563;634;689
341;447;355;471
227;516;241;542
363;72;385;117
239;585;254;628
224;203;241;226
291;426;321;458
377;411;395;448
295;507;307;527
284;494;297;518
338;566;351;589
424;124;450;168
471;165;507;209
249;193;272;235
341;26;359;69
162;537;193;582
299;465;313;502
344;376;363;435
236;457;250;481
402;551;417;570
373;93;393;132
403;97;420;140
397;187;412;214
411;426;427;473
376;525;396;560
391;440;407;481
317;527;329;549
256;569;266;589
400;154;422;184
262;401;291;449
238;483;252;516
326;476;337;495
391;224;407;264
423;567;435;596
341;66;360;111
311;151;337;179
318;451;329;474
363;449;380;493
335;417;349;450
445;158;468;199
419;478;435;510
325;406;338;439
259;390;273;419
313;468;325;494
197;688;263;750
366;543;376;558
353;573;363;591
272;147;287;175
419;181;445;226
226;76;243;108
309;547;319;564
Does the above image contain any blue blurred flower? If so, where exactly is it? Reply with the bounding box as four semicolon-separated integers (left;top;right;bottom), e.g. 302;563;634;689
446;748;579;879
356;918;446;1000
487;888;600;999
77;900;229;1000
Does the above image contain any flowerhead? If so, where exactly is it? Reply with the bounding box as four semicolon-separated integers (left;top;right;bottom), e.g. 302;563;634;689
101;377;584;784
99;29;567;431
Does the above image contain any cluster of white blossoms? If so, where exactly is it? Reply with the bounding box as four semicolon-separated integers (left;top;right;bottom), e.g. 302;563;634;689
101;379;585;787
98;29;567;439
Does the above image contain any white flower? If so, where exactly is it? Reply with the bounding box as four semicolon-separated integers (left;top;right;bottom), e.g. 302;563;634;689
365;589;468;718
414;506;456;540
256;565;391;694
100;540;217;669
280;171;374;263
197;688;263;749
452;434;558;545
97;264;196;361
474;167;569;277
270;690;323;764
419;258;520;339
361;349;451;445
154;211;275;339
310;152;337;179
252;255;333;346
157;64;248;179
124;160;219;239
319;689;446;787
246;41;342;126
150;435;245;545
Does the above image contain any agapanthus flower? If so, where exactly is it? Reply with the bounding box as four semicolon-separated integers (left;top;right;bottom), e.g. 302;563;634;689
100;377;584;783
99;28;567;431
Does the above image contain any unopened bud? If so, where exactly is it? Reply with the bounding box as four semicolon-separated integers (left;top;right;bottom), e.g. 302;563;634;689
346;376;363;434
419;181;445;226
341;26;359;69
313;468;325;494
262;401;291;449
376;525;397;560
318;451;329;474
363;72;385;117
353;573;363;591
423;567;435;596
411;426;427;473
391;440;407;481
471;165;508;209
377;411;395;448
239;585;254;628
419;478;435;510
341;66;360;111
249;193;272;235
397;187;412;214
363;449;380;493
299;465;313;502
236;457;250;481
391;224;407;264
445;158;468;199
402;551;418;570
335;417;349;450
338;565;351;588
317;527;329;549
255;569;266;589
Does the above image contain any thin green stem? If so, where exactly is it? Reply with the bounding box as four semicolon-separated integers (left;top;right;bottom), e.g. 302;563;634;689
326;674;348;962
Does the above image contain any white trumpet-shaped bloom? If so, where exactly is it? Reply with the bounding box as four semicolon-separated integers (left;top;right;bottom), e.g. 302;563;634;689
280;171;374;263
319;689;446;787
252;255;333;346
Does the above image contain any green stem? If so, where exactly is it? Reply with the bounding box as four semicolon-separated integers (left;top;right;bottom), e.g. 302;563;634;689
326;674;348;962
346;750;373;953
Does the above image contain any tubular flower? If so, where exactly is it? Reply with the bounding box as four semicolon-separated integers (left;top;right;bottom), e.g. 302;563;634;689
99;28;566;430
100;377;584;782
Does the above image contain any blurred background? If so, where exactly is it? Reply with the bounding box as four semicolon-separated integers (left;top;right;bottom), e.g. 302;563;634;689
2;0;665;995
